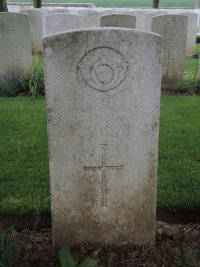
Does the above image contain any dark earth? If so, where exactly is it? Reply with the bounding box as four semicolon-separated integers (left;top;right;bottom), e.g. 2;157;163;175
1;209;200;267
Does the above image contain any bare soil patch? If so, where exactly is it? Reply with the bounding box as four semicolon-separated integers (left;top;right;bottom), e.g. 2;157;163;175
1;210;200;266
15;221;200;267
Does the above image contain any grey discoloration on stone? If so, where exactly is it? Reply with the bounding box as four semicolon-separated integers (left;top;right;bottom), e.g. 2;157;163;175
100;14;136;28
45;14;85;35
0;12;32;76
43;28;162;247
152;15;188;89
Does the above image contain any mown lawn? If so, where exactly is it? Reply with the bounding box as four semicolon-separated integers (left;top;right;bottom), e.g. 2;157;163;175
0;96;200;214
0;97;50;214
7;0;196;8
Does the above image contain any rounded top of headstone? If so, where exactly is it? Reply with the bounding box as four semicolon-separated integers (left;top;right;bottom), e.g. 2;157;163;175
43;27;162;43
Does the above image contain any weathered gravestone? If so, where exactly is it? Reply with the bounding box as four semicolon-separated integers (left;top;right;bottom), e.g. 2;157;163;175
21;9;47;54
45;14;86;35
0;12;32;76
152;15;188;89
144;11;167;31
78;10;100;27
101;14;136;28
49;8;70;14
178;12;198;57
43;28;162;248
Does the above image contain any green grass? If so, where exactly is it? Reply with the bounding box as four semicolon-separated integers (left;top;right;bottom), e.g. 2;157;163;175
7;0;196;8
158;96;200;209
184;44;200;78
0;97;50;214
0;96;200;214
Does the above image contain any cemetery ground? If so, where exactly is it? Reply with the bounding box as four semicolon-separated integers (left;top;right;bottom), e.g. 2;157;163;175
1;49;200;266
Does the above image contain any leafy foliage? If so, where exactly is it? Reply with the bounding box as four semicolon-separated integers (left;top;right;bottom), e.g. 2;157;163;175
0;56;44;97
59;246;97;267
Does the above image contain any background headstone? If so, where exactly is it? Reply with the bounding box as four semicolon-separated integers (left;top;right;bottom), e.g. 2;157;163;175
101;14;136;28
152;15;188;88
49;8;70;14
78;10;100;27
21;9;47;54
0;12;32;76
144;11;167;31
44;28;162;247
178;12;198;57
45;14;86;35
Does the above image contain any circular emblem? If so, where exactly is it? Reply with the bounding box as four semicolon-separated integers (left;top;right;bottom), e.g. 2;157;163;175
76;47;129;92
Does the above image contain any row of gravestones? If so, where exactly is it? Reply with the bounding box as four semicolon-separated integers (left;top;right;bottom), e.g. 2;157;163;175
0;10;194;88
20;9;198;58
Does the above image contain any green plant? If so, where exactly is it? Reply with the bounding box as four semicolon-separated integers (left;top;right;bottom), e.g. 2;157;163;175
59;246;98;267
0;73;22;97
29;70;39;98
0;228;16;267
177;246;198;267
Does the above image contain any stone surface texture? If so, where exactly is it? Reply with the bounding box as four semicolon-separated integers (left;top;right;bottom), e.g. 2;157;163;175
152;15;188;89
100;14;136;28
144;11;167;31
179;12;198;57
44;28;162;248
49;8;70;14
79;10;100;27
21;9;46;54
0;12;32;76
45;14;85;35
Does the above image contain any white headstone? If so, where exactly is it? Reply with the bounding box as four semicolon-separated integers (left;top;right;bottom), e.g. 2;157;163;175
179;12;198;57
49;8;70;14
144;11;167;31
21;9;46;54
45;14;86;35
0;12;32;76
43;28;162;247
100;14;136;28
152;15;188;88
79;10;100;27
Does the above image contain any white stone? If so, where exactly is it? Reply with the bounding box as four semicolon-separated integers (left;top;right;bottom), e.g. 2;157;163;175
49;8;70;14
178;12;198;57
43;28;162;247
45;14;86;35
152;15;188;88
21;9;47;54
0;12;32;76
101;14;136;28
78;10;100;27
144;11;167;31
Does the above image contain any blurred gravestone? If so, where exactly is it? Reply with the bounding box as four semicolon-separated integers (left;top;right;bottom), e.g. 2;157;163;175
45;14;86;35
0;12;32;76
101;14;136;28
152;15;188;88
21;9;47;54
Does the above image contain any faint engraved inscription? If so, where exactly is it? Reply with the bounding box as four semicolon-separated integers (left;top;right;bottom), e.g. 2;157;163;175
77;47;129;92
84;144;124;206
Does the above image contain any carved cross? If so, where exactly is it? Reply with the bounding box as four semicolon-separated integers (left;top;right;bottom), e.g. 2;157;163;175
84;144;124;206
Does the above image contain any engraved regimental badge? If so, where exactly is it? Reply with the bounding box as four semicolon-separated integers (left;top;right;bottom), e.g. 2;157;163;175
77;47;129;92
